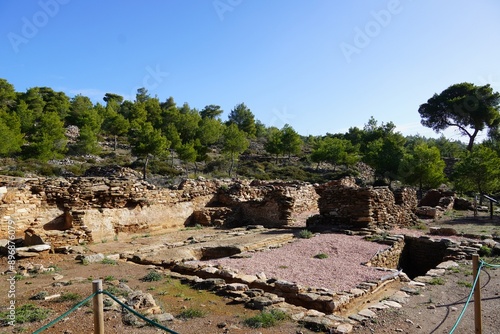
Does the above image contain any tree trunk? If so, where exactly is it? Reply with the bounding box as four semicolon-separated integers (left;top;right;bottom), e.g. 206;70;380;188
418;179;423;200
113;135;118;151
143;156;149;181
466;129;479;152
229;152;234;177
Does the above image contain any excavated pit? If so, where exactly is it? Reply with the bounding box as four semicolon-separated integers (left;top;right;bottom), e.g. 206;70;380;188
398;236;449;279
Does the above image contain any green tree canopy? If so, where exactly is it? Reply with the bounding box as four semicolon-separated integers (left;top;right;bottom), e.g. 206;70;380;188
176;141;197;174
68;95;103;131
0;110;23;156
227;103;256;137
453;145;500;196
103;93;124;106
200;104;223;119
0;78;16;111
222;123;249;176
30;111;67;161
37;87;70;120
279;124;302;161
75;124;101;155
129;121;169;180
399;143;446;195
102;111;129;151
310;137;359;171
264;127;282;163
418;83;500;151
364;133;406;184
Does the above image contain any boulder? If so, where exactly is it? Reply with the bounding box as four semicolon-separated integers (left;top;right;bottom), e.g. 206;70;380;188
454;197;474;210
415;206;442;219
429;227;458;236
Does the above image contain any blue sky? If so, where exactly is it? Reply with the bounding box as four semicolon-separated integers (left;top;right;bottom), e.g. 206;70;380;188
1;0;499;141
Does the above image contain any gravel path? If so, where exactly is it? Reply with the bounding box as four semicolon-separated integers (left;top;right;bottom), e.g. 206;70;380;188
203;233;391;292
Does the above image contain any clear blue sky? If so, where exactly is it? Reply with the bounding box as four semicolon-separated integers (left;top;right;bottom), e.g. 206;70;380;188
1;0;499;140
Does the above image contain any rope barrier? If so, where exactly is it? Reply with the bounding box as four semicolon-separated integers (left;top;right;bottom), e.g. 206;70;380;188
482;261;500;269
101;290;180;334
32;292;97;334
448;259;485;334
32;289;180;334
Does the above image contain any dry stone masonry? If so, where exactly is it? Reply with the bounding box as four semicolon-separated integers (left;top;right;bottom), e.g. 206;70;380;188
308;177;418;230
0;174;318;248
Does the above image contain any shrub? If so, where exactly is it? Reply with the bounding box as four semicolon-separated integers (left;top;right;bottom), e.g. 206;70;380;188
428;277;445;285
104;275;115;282
314;253;329;259
298;229;313;239
1;304;51;324
457;280;473;288
141;271;163;282
479;245;492;257
244;309;288;328
30;291;48;300
177;308;205;319
101;258;117;265
58;292;81;302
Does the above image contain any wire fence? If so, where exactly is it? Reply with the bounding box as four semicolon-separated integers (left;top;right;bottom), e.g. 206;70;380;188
30;257;500;334
448;258;499;334
32;289;179;334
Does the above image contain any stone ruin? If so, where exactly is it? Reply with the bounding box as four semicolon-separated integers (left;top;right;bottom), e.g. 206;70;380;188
0;173;318;249
0;171;425;251
307;177;418;230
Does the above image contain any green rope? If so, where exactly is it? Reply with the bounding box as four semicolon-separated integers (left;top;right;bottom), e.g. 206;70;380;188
32;292;97;334
482;261;500;268
448;259;484;334
102;290;180;334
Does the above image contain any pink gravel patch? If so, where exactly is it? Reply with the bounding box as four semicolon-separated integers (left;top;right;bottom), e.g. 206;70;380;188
203;233;391;292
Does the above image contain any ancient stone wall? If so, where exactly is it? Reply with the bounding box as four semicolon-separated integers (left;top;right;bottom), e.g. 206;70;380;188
0;176;319;246
214;180;318;227
365;237;405;269
310;177;418;230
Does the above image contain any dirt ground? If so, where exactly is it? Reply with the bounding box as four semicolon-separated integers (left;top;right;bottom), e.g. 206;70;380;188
353;258;500;334
0;210;499;334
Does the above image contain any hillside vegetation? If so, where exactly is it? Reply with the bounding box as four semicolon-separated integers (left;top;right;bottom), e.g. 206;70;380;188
1;78;499;197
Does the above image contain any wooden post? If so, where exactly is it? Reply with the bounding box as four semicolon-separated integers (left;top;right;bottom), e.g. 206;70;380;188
93;280;104;334
472;254;482;334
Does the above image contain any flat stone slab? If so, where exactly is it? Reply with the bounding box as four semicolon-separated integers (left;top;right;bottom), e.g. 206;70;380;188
436;260;459;269
17;244;51;252
335;323;353;333
413;276;433;283
368;302;390;310
401;287;420;295
408;280;426;287
426;269;446;277
358;309;377;318
388;291;409;304
348;314;367;322
381;300;402;308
